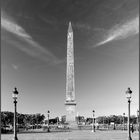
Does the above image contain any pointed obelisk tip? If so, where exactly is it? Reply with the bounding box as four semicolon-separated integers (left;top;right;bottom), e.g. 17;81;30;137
68;21;73;32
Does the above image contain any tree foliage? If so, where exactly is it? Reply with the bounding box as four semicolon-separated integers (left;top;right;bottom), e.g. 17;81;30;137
96;115;137;124
1;111;45;127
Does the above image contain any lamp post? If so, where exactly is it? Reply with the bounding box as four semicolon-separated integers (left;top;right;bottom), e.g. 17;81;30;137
125;87;132;140
17;114;21;131
56;117;59;127
12;87;19;140
94;117;96;132
47;110;50;132
108;117;110;130
103;116;105;125
123;113;125;130
137;110;139;131
92;110;95;132
113;116;116;130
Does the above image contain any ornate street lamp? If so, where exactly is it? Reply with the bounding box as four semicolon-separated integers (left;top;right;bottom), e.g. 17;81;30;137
57;117;59;127
92;110;95;132
12;87;19;140
47;110;50;132
125;87;132;140
102;116;104;129
123;113;125;130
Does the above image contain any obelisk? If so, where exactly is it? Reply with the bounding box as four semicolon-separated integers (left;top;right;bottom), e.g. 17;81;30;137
65;22;76;125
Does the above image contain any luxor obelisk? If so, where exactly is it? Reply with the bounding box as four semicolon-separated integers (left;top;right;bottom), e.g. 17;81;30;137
65;22;76;125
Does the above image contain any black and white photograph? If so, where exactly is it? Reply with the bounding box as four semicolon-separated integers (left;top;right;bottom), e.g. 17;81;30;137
1;0;139;140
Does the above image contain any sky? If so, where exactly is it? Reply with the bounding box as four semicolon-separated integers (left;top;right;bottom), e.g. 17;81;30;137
1;0;139;119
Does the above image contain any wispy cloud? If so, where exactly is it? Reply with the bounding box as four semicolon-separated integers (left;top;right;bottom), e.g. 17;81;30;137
95;16;139;47
1;11;31;38
1;11;61;64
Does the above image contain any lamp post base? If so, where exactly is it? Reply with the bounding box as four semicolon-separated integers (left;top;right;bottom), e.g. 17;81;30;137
128;137;132;140
91;130;95;132
91;125;95;132
13;136;18;140
47;127;50;132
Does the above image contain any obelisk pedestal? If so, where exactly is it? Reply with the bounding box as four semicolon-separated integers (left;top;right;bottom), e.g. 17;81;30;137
65;101;77;126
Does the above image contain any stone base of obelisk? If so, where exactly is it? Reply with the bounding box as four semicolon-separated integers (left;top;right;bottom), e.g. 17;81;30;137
65;101;77;128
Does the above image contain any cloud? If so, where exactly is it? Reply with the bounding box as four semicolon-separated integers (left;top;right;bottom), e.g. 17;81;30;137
1;11;61;64
1;11;31;38
95;15;139;47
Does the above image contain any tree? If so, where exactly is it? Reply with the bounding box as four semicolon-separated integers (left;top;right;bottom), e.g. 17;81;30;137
1;112;14;126
86;118;93;124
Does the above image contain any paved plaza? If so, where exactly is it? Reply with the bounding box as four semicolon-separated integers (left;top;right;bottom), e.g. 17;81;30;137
1;130;139;140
